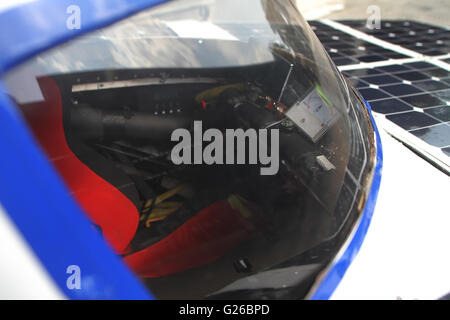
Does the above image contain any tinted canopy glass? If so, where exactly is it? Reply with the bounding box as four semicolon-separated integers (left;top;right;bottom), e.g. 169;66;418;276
4;0;376;299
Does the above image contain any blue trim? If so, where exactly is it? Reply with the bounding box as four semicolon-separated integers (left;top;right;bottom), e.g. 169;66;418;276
0;0;175;300
310;98;383;300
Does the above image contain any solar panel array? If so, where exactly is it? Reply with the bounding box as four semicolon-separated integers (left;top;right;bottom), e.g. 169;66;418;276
309;21;409;66
310;20;450;173
339;20;450;57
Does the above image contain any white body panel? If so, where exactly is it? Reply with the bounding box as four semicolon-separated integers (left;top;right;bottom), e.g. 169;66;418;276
0;205;64;299
332;127;450;300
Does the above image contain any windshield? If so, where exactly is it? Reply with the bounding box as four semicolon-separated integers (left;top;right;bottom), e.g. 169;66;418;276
4;0;376;299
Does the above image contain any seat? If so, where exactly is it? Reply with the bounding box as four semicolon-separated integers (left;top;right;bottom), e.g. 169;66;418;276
18;77;140;254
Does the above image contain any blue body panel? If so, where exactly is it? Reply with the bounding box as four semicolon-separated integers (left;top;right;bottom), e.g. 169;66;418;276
0;0;382;299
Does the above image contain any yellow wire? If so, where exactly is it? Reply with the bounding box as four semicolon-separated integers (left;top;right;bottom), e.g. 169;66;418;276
144;185;186;209
195;83;244;103
145;216;166;228
141;185;186;226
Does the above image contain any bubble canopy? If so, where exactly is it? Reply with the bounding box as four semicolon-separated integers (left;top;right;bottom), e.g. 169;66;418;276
4;0;378;299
